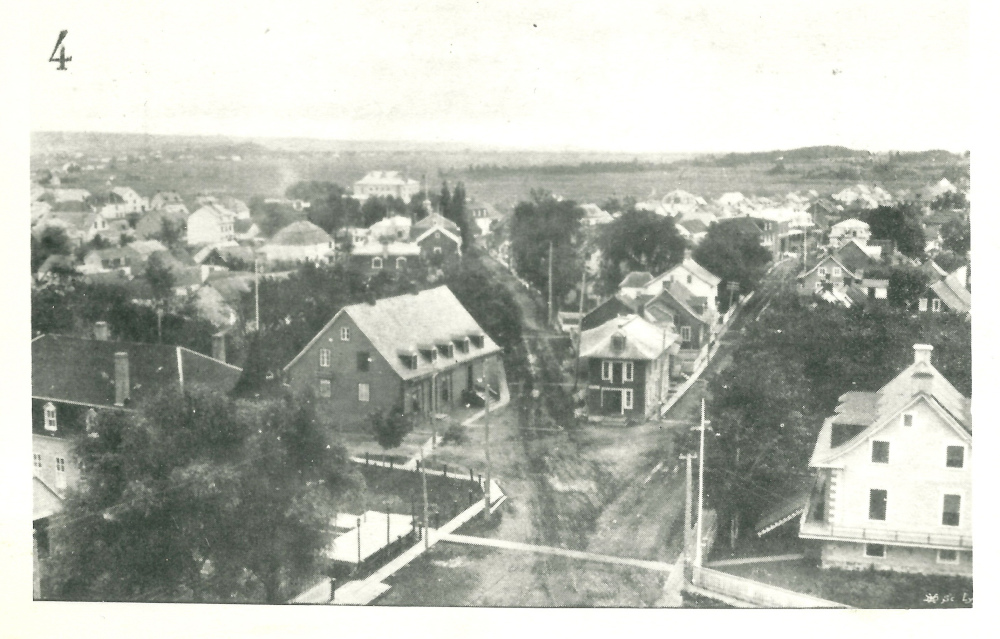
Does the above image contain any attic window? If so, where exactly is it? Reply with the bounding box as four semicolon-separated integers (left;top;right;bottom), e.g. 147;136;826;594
400;354;418;370
43;403;57;432
421;347;438;363
455;338;470;354
470;334;484;349
611;334;626;352
903;414;913;427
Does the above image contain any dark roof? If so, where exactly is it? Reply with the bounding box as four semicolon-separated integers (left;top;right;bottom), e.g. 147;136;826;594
834;241;877;274
679;219;709;234
32;335;241;408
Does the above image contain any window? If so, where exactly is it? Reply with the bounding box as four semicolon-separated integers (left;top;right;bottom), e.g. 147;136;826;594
396;257;406;269
869;489;887;521
686;274;693;284
680;326;692;343
946;446;965;468
611;334;626;351
372;257;383;270
470;335;484;348
601;361;613;381
918;298;928;312
318;379;331;398
433;247;442;255
319;348;331;367
623;362;634;382
942;494;961;526
932;298;942;312
55;457;66;489
864;544;886;558
814;281;823;292
818;267;827;277
357;351;370;372
937;549;959;564
435;231;441;239
871;441;890;464
33;453;42;471
358;383;370;403
832;267;842;277
623;389;634;410
340;327;351;341
903;414;913;427
43;403;57;431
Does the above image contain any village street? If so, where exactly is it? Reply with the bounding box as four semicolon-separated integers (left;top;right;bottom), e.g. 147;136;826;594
376;256;800;606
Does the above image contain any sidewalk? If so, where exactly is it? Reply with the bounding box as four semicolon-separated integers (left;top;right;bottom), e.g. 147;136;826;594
440;534;676;573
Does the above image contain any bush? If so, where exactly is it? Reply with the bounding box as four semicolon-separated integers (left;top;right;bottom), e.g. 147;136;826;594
370;407;415;450
441;423;469;446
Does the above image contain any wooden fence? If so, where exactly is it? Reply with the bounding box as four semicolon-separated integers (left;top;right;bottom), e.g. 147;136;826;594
690;566;849;608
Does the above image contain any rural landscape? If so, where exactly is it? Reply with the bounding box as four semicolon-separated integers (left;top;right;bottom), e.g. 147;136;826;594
30;132;972;608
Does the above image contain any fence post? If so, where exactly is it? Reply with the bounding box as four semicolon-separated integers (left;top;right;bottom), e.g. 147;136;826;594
444;464;448;478
389;459;393;470
365;451;369;466
470;468;474;483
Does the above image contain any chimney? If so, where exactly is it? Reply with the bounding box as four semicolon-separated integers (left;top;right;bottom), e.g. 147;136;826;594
95;321;110;341
114;352;130;406
913;344;933;366
212;332;227;363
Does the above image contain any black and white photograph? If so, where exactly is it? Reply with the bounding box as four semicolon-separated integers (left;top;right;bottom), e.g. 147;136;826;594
6;0;986;625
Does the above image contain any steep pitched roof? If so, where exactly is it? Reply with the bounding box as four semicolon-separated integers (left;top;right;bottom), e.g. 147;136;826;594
580;314;675;361
412;212;460;235
920;259;948;280
679;219;709;234
930;278;971;314
284;286;501;380
834;240;877;274
269;220;333;246
810;345;971;467
619;271;653;289
677;258;721;286
351;240;421;257
32;335;241;409
648;281;712;326
718;216;763;236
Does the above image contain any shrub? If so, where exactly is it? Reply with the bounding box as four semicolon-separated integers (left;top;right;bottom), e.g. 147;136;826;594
441;423;469;446
460;388;485;408
370;407;415;450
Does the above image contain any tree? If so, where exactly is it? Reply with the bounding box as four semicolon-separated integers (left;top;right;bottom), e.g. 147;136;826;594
250;197;301;237
46;386;361;603
443;257;524;353
287;181;361;232
941;216;970;256
885;266;930;309
359;196;406;227
370;406;415;450
509;190;584;309
595;210;686;295
31;226;73;272
439;182;452;219
865;203;926;259
692;220;772;309
447;182;474;249
153;217;184;248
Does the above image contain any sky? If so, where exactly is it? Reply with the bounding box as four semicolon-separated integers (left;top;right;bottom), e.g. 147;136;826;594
29;0;970;153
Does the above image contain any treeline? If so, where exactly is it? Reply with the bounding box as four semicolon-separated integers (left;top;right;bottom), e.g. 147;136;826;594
464;159;678;177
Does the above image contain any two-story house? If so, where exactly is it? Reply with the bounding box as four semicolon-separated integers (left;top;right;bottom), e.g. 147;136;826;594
410;212;462;264
31;326;241;559
282;286;504;426
258;220;334;264
828;218;871;249
642;282;716;376
642;259;722;318
798;240;880;298
349;240;422;276
918;266;971;316
580;315;679;423
186;204;237;246
799;344;971;576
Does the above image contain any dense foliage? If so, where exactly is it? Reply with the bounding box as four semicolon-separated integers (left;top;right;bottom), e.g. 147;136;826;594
677;292;971;540
46;386;361;603
509;190;583;310
941;216;970;256
865;203;926;259
285;181;362;233
595;210;686;296
369;407;416;450
692;220;772;309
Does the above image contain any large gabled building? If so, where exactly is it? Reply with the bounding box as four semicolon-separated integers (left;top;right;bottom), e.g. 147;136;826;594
282;287;505;425
799;344;971;576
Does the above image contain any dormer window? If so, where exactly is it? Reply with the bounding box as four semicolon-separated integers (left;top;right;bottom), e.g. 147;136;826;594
420;347;438;363
455;338;470;354
611;334;626;352
437;343;454;359
43;403;57;432
399;353;419;370
470;334;484;349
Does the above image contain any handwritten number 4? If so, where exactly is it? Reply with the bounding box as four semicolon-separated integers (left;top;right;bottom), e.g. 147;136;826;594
49;30;72;70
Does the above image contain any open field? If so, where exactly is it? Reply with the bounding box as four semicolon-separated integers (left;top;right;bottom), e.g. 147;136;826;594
32;133;968;215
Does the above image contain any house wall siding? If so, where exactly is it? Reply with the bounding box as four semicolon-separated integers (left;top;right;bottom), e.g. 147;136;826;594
417;231;460;264
285;314;404;426
830;400;971;538
33;434;80;498
585;358;648;419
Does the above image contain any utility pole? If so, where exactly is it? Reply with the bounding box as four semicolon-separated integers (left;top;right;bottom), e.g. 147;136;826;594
547;240;554;327
573;266;586;391
254;256;260;332
421;447;430;550
483;368;492;519
695;398;707;567
679;452;696;563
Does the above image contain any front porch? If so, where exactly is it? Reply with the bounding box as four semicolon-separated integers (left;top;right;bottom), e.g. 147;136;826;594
798;519;973;551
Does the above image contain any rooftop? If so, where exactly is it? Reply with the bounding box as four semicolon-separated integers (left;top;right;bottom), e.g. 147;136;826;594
580;314;675;361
